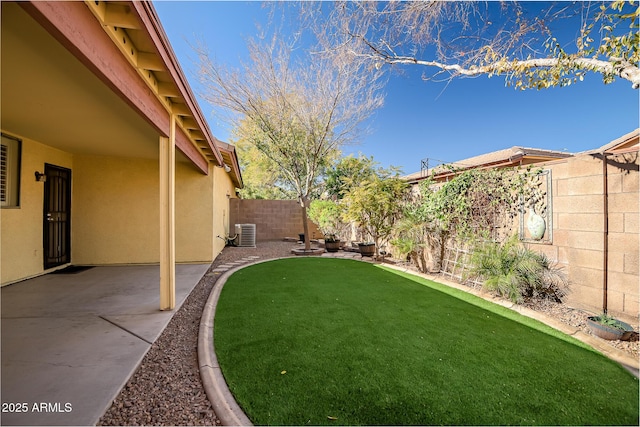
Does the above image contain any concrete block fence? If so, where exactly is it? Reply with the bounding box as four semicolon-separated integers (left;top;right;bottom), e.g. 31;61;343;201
532;150;639;321
229;199;322;242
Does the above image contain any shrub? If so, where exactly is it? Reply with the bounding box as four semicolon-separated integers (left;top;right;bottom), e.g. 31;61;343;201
308;200;345;240
467;236;567;303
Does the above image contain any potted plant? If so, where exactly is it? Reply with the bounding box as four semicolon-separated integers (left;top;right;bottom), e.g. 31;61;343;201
308;200;345;253
358;242;376;257
342;174;408;258
586;313;635;341
324;234;341;252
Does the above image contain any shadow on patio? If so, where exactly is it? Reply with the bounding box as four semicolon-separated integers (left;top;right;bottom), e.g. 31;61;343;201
1;264;209;426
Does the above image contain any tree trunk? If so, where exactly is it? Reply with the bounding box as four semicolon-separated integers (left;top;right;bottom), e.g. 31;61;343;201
300;197;311;251
436;231;449;272
417;250;428;273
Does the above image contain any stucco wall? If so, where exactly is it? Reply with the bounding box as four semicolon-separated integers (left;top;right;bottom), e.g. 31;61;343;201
73;155;229;265
72;154;160;265
229;199;321;241
1;132;234;285
211;165;235;252
1;135;73;284
531;150;639;321
175;161;214;263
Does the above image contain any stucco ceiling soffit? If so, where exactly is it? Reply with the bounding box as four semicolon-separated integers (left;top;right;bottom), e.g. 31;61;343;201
3;3;161;160
19;1;173;135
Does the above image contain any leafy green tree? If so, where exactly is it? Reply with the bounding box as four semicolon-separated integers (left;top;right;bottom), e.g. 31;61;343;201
342;175;409;256
325;154;385;199
308;1;639;89
232;126;296;200
391;193;443;273
307;199;345;240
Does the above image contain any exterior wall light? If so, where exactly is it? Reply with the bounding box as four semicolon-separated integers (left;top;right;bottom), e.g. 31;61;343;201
35;171;47;182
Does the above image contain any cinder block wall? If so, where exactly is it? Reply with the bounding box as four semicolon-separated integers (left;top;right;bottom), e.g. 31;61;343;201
229;199;322;241
532;150;639;321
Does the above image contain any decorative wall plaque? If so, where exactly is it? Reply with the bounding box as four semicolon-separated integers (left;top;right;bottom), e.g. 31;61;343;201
520;169;553;244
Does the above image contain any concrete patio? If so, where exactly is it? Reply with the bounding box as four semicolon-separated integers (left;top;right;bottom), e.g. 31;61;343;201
1;263;209;426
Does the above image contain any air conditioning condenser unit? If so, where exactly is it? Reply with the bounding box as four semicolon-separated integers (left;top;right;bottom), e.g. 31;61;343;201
234;223;256;247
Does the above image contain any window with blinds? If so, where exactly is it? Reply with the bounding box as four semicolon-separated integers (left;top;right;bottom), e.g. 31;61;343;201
1;143;7;203
1;134;21;208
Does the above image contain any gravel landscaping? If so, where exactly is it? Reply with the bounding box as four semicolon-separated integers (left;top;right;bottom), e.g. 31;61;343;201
99;240;638;426
99;241;295;426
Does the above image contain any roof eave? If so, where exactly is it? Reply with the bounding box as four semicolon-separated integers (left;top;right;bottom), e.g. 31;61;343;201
216;140;244;189
135;1;225;167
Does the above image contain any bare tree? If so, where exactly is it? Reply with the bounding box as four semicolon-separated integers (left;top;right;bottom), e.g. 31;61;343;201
196;34;384;251
307;1;639;89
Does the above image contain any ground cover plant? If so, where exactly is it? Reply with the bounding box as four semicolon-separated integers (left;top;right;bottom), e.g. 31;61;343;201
214;258;639;426
467;236;568;303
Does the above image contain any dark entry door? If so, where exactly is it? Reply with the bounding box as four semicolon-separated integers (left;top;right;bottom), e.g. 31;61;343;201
43;163;71;269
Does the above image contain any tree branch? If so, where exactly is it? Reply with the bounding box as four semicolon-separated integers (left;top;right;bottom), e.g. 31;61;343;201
366;51;640;89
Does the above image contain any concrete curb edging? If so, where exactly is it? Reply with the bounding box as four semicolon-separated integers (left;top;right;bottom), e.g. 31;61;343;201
198;263;254;427
198;257;296;426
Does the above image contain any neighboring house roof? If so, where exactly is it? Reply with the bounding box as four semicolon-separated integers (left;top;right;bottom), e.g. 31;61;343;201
404;146;573;184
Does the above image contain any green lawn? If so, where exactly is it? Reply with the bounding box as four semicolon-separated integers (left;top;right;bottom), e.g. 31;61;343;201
214;258;639;426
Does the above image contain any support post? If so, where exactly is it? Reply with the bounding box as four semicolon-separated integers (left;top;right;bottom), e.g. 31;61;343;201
602;152;609;314
159;115;176;310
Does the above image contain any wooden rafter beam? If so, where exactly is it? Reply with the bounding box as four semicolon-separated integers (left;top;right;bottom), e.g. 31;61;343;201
158;82;180;97
131;1;224;166
171;103;190;116
137;52;163;71
182;117;198;130
80;0;218;172
190;130;205;140
104;3;140;29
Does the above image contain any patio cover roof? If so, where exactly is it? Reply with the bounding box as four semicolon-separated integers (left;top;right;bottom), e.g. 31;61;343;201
216;139;244;189
589;128;640;155
10;0;226;175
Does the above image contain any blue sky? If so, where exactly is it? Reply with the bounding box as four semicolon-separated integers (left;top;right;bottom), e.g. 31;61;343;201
155;1;639;174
